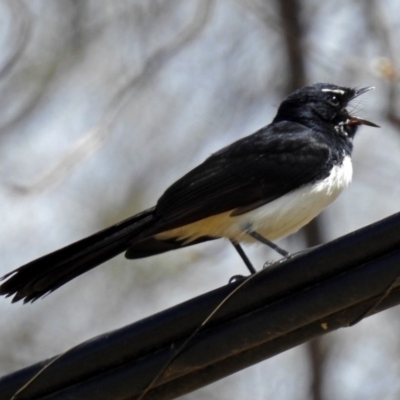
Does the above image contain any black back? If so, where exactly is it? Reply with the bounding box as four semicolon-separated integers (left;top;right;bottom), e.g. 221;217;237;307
153;83;360;231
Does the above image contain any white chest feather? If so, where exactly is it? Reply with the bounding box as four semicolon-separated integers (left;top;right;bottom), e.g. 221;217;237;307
156;156;353;243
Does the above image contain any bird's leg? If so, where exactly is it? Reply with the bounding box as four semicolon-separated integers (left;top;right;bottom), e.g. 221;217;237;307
230;241;257;275
245;230;291;258
230;230;291;282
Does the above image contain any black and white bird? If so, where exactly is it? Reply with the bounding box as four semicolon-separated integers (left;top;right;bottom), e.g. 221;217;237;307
0;82;378;303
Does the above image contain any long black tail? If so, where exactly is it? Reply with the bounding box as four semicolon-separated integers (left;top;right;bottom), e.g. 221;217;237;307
0;208;157;303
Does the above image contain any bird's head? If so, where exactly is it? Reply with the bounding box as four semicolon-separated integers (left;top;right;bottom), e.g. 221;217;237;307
273;83;379;138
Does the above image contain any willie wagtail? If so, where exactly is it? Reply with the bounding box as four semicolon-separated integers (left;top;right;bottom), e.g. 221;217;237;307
0;83;378;303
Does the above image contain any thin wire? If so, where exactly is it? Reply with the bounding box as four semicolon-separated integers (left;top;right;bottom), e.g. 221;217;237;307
350;273;400;326
136;269;263;400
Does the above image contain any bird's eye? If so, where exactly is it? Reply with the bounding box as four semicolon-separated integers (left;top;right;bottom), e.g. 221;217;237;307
328;95;340;107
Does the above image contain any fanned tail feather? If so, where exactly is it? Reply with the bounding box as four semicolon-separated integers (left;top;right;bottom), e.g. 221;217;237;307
0;208;156;303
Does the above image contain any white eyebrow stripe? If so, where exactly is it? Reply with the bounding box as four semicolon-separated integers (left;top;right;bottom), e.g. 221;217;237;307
321;88;345;95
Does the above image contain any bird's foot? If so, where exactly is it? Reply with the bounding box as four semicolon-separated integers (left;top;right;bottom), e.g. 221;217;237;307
228;274;247;284
262;253;293;269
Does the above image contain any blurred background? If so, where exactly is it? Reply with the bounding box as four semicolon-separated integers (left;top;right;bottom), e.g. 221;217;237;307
0;0;399;399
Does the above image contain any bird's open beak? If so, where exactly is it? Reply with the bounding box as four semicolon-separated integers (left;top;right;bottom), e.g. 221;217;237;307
354;86;375;97
346;116;380;128
346;86;380;128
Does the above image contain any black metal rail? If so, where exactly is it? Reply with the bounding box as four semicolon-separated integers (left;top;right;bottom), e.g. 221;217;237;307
1;211;400;400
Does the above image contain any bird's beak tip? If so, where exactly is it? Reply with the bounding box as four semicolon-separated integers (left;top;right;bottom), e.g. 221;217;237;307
355;86;375;97
347;116;380;128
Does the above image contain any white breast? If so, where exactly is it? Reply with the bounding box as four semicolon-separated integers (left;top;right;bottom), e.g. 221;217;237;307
156;156;353;243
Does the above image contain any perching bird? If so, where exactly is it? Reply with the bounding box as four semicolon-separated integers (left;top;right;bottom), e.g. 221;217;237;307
0;83;378;303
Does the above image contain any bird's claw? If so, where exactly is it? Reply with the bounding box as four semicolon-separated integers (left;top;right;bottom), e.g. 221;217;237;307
228;274;247;284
